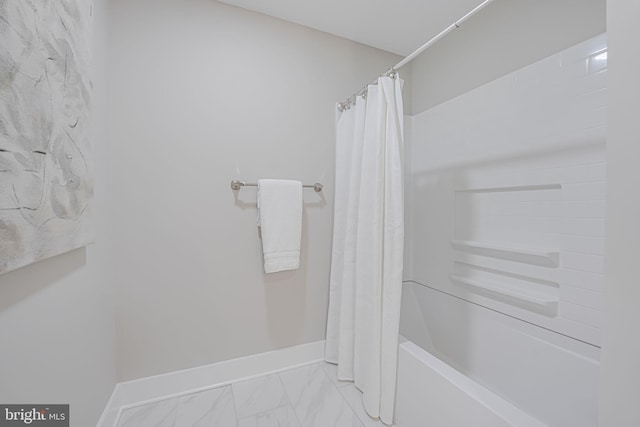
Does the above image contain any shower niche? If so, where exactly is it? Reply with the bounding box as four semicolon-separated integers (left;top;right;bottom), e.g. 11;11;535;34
452;184;563;317
445;146;606;346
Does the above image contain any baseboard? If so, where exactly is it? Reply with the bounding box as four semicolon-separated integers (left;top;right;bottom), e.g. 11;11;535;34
97;340;325;427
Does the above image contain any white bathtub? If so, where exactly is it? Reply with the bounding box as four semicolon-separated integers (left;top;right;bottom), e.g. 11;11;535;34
397;281;599;427
396;340;547;427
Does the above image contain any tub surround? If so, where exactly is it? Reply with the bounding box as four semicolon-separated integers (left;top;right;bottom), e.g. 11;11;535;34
401;35;605;426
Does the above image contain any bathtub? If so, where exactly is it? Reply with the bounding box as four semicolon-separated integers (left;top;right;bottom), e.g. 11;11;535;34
396;340;546;427
396;281;599;427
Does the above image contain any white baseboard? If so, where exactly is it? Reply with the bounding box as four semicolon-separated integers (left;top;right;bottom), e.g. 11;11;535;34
97;340;325;427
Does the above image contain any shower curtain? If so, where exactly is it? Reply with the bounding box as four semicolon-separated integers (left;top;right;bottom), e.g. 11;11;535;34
325;75;404;425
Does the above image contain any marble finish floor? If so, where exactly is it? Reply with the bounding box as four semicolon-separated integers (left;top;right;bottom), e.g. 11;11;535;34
116;361;392;427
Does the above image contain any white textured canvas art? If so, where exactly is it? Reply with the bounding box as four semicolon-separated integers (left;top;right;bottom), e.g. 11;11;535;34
0;1;93;274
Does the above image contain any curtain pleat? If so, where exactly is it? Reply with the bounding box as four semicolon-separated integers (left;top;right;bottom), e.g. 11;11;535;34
326;75;404;426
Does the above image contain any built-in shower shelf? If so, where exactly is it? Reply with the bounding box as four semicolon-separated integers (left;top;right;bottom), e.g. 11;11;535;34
451;240;559;268
450;275;558;316
454;183;562;193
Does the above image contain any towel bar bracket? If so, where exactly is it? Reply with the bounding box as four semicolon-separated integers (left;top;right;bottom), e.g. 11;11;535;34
230;180;323;192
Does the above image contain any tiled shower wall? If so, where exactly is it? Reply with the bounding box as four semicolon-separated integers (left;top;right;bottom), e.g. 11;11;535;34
408;33;607;346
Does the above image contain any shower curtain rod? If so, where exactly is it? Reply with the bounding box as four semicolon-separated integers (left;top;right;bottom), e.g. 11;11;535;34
337;0;495;111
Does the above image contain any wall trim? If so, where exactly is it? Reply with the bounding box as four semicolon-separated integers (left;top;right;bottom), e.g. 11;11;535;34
97;340;325;427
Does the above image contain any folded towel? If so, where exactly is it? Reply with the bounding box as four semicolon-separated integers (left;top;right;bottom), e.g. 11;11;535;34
257;179;303;273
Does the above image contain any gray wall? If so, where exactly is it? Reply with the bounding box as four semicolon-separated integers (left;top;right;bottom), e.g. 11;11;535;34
600;0;640;425
409;0;606;114
0;0;117;425
108;0;400;381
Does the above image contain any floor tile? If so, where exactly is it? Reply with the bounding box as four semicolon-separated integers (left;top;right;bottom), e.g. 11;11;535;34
174;386;237;427
320;362;351;388
117;398;178;427
279;363;364;427
232;373;289;419
338;384;390;427
116;362;395;427
238;405;300;427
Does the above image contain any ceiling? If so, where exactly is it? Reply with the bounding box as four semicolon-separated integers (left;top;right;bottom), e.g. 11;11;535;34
217;0;489;56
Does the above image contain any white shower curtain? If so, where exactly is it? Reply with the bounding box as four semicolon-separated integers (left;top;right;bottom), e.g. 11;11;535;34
325;75;404;425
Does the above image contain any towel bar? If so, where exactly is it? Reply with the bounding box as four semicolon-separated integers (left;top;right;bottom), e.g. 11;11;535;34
230;180;323;192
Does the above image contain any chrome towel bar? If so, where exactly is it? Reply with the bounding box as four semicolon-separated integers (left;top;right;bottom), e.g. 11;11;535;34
230;180;323;192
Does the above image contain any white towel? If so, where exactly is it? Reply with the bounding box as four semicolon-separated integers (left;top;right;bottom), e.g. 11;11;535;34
257;179;303;273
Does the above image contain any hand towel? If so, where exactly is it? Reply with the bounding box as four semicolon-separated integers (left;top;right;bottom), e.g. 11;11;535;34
257;179;303;273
